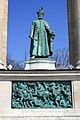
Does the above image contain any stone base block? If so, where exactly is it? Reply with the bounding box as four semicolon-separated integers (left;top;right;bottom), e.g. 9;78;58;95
0;59;7;70
76;60;80;69
24;59;56;70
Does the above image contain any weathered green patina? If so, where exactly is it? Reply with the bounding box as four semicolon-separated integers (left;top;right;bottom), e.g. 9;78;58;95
12;81;72;108
29;7;55;59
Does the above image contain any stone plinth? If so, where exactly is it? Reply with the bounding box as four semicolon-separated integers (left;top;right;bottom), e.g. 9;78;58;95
24;59;56;70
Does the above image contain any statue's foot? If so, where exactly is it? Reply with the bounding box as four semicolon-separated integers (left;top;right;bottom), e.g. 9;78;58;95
32;56;35;59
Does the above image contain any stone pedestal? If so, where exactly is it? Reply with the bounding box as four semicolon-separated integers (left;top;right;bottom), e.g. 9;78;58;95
24;59;56;70
0;70;80;119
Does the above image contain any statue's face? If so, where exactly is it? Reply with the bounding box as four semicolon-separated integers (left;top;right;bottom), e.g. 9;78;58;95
38;12;43;19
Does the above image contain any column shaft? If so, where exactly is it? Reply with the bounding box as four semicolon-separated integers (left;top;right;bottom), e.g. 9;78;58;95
0;0;8;66
67;0;80;68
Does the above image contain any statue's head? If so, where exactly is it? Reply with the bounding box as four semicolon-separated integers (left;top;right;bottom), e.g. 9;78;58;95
37;7;44;19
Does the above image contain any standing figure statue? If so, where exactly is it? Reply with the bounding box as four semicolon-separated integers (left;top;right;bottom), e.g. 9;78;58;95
29;7;55;59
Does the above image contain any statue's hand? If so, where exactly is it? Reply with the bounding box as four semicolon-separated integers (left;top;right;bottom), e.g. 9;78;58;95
29;35;34;40
49;32;55;39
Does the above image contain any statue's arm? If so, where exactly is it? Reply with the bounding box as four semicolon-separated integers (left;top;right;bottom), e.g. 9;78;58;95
29;21;35;40
44;21;55;40
44;21;51;32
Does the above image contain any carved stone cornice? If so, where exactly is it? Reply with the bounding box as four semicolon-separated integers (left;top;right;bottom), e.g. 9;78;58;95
0;70;80;81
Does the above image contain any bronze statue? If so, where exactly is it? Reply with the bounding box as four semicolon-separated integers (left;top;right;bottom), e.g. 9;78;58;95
29;7;55;59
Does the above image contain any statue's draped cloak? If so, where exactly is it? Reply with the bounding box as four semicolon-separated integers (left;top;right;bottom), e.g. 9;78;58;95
30;19;53;57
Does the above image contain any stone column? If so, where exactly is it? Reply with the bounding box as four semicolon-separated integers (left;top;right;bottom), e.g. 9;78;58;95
67;0;80;68
0;0;8;69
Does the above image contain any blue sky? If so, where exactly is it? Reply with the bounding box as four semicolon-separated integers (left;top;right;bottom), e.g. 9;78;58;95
8;0;68;61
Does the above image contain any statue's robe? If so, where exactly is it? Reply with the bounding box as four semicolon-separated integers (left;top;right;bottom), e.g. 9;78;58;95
30;19;53;57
